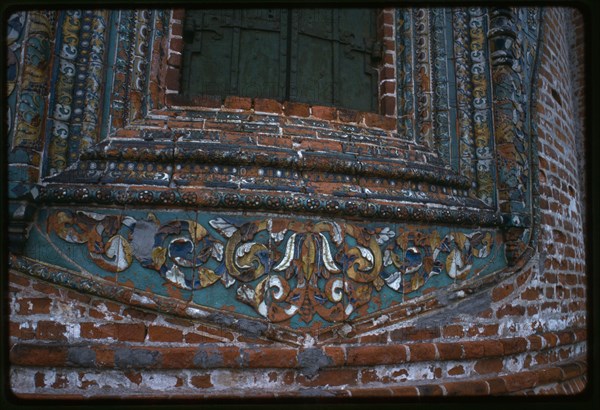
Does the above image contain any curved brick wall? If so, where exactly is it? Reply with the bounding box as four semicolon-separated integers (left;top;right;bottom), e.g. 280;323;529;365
7;7;587;398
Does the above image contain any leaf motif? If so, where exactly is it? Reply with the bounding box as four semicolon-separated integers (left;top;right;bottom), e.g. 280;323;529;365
198;267;220;288
357;246;374;265
273;233;296;271
165;265;190;289
396;232;409;251
188;221;208;242
329;222;343;245
375;227;395;244
384;271;402;291
211;242;224;261
446;249;464;279
430;230;441;251
152;246;167;269
319;233;341;273
209;218;238;238
453;232;468;250
410;274;424;291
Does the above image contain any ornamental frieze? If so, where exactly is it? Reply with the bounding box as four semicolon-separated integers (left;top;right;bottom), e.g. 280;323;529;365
37;208;501;328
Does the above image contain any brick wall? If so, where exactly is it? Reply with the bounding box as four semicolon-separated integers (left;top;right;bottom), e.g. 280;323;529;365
7;7;587;399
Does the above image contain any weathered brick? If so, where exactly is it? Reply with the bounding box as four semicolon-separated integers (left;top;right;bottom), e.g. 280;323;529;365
296;368;358;388
442;324;464;338
448;365;465;376
148;325;183;343
36;321;67;341
311;105;336;120
190;374;213;389
224;96;252;111
444;380;489;396
284;101;310;117
436;343;462;361
491;283;514;302
474;358;504;375
346;345;406;366
243;347;297;368
254;98;283;114
408;343;437;362
16;297;52;315
10;344;68;367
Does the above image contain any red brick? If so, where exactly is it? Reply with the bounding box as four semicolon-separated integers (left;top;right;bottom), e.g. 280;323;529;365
536;367;563;385
184;332;221;344
390;326;440;342
408;343;437;362
9;272;31;288
10;344;68;366
63;289;91;304
115;323;146;342
323;346;346;367
543;332;559;348
284;101;310;117
359;333;388;344
500;337;528;355
503;371;538;393
521;287;543;301
36;321;67;341
189;94;222;108
93;347;115;367
467;324;499;337
34;371;46;388
297;368;358;388
254;98;283;114
81;323;115;340
124;371;142;385
244;347;297;368
462;341;485;359
481;340;504;357
171;9;185;20
364;112;396;130
148;325;183;342
486;377;508;394
311;105;336;120
190;374;213;389
224;96;252;110
346;345;406;366
491;283;514;302
379;95;396;115
16;297;52;315
350;387;393;397
337;108;361;123
436;343;462;360
474;358;504;375
443;380;488;396
442;324;464;338
123;308;157;322
496;304;526;318
159;348;197;368
416;384;445;396
528;335;543;350
448;365;465;376
165;67;180;91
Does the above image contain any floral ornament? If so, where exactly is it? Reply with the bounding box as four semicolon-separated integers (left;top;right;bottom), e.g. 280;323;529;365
235;220;387;323
382;229;494;293
48;210;133;272
47;210;494;323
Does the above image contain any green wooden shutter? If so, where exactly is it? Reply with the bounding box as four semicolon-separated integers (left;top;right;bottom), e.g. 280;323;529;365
182;8;378;112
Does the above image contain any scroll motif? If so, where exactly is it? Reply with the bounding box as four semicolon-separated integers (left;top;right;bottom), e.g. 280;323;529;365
48;210;496;323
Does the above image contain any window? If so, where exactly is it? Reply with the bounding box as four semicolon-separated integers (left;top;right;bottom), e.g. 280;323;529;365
181;8;381;112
